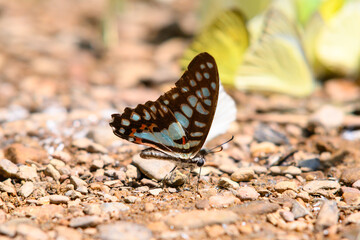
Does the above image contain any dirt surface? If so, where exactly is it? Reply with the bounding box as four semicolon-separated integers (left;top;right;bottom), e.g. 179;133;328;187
1;1;360;240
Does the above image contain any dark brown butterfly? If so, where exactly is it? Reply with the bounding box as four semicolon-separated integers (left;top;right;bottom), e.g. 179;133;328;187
110;53;221;168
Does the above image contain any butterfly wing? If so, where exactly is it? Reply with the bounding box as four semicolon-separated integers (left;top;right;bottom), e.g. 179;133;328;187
110;52;220;159
205;83;237;144
235;9;315;97
316;1;360;77
181;9;248;85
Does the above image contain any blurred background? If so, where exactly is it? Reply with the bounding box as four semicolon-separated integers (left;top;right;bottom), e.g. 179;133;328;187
0;0;359;139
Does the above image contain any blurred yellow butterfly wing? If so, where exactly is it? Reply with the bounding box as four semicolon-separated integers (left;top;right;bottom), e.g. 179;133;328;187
197;0;270;29
301;0;345;78
235;10;315;97
181;10;249;85
316;1;360;77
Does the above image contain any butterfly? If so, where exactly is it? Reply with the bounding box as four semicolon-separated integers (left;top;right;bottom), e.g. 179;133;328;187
182;6;315;97
235;8;315;97
315;0;360;78
110;52;236;169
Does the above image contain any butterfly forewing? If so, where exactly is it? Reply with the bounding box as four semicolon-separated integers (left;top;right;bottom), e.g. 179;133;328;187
110;52;219;159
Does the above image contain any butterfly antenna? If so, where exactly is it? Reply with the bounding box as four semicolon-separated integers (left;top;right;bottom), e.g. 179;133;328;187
207;136;234;154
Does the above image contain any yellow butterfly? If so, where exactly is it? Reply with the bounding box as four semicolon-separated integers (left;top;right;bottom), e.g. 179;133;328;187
236;8;315;97
316;0;360;77
182;3;315;97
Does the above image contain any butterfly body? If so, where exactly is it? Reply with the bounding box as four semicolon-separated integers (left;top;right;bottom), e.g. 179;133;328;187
140;148;206;169
110;53;220;167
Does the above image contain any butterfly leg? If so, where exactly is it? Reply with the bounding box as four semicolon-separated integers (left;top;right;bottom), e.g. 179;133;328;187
196;166;202;192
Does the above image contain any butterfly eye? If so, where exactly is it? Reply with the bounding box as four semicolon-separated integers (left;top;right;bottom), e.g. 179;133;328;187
197;158;205;167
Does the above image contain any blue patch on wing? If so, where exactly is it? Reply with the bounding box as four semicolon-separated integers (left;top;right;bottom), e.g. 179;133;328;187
143;110;151;120
181;104;193;118
134;121;191;150
188;95;198;107
175;111;189;128
168;122;183;140
196;102;209;115
201;87;210;97
195;121;206;128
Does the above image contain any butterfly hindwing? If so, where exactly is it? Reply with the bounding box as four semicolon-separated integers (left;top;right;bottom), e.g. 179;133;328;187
110;53;219;159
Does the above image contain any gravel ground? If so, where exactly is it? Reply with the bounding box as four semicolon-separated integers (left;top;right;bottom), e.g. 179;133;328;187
1;1;360;240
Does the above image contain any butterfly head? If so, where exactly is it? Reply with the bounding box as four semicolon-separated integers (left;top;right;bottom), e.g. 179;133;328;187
192;149;207;167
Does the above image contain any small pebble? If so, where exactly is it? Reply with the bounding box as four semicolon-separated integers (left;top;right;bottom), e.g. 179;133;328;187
303;180;340;197
218;177;239;189
282;190;297;199
90;159;104;171
280;211;295;222
44;164;61;181
310;105;344;129
76;185;88;194
70;176;88;189
341;168;360;185
250;142;278;158
83;204;102;216
231;168;255;182
342;191;360;205
0;158;18;178
209;194;240;208
195;199;210;209
274;181;297;193
315;200;339;231
205;224;225;238
16;165;38;180
270;166;302;176
49;159;66;169
101;202;130;213
0;182;16;195
132;154;175;181
69;216;102;228
144;203;155;212
124;196;139;204
49;195;70;204
140;178;160;188
345;212;360;224
352;179;360;189
4;143;48;164
218;164;238;174
291;200;310;219
126;164;141;180
236;187;260;201
251;166;267;175
149;188;163;196
297;191;310;202
19;182;34;198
